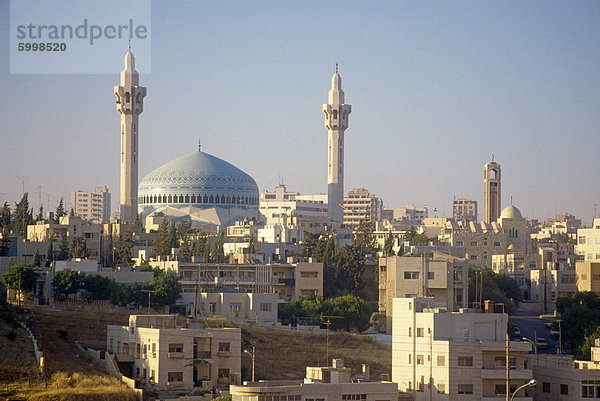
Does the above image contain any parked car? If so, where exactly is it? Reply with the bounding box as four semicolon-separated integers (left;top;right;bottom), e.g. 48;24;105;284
544;321;553;329
537;337;549;350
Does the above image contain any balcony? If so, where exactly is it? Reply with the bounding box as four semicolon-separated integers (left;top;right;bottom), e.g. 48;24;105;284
115;353;134;363
481;368;532;381
218;351;232;357
167;381;185;388
483;397;531;401
194;351;211;359
168;352;184;359
217;377;232;385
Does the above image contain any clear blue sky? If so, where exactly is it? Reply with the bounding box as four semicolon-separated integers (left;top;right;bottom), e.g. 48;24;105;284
1;0;599;223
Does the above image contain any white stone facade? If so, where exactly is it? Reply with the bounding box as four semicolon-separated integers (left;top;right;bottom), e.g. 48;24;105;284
71;186;111;223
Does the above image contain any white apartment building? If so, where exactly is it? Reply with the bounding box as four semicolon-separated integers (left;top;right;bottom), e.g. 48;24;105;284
193;292;278;324
577;218;600;261
106;314;241;390
71;186;111;223
392;297;533;400
389;205;429;225
260;185;330;232
343;188;383;229
378;255;468;334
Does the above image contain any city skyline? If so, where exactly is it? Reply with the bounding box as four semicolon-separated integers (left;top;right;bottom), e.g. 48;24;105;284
1;1;599;223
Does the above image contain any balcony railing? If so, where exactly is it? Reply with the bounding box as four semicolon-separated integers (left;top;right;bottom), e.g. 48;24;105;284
168;352;184;359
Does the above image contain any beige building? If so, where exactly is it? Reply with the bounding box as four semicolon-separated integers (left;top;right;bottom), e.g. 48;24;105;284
576;261;600;295
452;198;477;223
483;157;501;224
343;188;383;229
71;186;111;223
577;218;600;261
231;359;407;401
106;315;240;390
151;259;323;303
392;297;533;400
27;215;103;260
442;220;507;268
378;255;468;334
531;340;600;400
192;292;278;324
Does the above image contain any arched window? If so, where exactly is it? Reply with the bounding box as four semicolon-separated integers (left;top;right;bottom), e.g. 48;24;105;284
215;195;220;204
209;195;214;203
221;195;226;204
203;195;208;203
190;195;195;203
168;195;173;203
227;195;230;204
179;195;184;203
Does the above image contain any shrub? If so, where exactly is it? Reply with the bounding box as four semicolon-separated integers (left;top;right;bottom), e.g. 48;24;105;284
6;328;16;341
56;329;69;339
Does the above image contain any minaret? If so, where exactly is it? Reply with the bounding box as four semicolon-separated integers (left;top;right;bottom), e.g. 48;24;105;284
114;50;146;223
322;65;351;224
483;155;501;224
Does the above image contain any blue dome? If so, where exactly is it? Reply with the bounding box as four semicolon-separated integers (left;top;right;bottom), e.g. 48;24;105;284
138;151;259;208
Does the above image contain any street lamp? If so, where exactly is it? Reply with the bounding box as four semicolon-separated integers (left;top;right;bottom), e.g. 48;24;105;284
521;337;537;354
244;345;255;382
510;379;537;401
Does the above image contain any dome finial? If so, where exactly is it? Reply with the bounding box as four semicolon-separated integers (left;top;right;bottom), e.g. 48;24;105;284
198;139;201;152
335;62;338;74
491;153;494;162
128;38;131;52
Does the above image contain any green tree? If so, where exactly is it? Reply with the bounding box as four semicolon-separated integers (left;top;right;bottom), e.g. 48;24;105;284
70;237;88;259
468;266;519;312
353;219;377;257
579;326;600;361
2;264;39;296
321;294;372;332
52;269;84;300
11;193;33;237
405;227;430;246
35;205;44;221
45;235;55;266
192;232;210;262
334;245;366;297
33;249;42;267
151;271;182;308
211;231;226;263
56;236;71;260
177;220;196;262
115;229;133;266
0;227;10;257
56;198;66;219
382;230;395;257
555;291;600;358
69;207;75;216
0;202;11;230
168;222;178;250
152;217;172;258
84;274;122;303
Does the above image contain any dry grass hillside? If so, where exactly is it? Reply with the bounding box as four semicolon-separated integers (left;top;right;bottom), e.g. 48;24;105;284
241;324;391;380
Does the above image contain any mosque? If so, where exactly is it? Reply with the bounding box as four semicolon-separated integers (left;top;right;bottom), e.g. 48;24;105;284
115;50;259;228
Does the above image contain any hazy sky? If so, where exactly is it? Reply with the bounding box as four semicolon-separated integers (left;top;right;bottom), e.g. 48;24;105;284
1;1;599;224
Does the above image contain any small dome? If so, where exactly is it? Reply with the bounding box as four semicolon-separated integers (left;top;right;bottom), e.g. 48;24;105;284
500;205;523;219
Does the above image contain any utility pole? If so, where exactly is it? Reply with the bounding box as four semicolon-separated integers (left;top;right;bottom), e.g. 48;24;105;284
141;289;157;313
506;331;510;401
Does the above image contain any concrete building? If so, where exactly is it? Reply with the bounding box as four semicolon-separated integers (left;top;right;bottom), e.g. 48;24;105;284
576;261;600;296
576;218;600;261
106;315;241;390
443;221;507;268
531;340;600;400
259;185;330;233
71;186;111;223
194;292;278;324
392;297;533;400
378;255;468;334
322;67;351;224
114;50;146;223
231;359;407;401
389;205;428;226
452;198;477;223
343;188;383;230
150;259;323;305
483;157;501;224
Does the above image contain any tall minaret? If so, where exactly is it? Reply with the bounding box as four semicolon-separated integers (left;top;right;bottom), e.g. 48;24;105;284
483;155;501;224
114;50;146;223
322;65;351;224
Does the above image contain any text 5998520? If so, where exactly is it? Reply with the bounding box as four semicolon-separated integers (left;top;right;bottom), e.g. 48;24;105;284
18;42;67;51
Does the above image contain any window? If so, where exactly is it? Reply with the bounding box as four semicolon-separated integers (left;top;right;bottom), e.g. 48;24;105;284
456;241;463;246
437;355;445;366
417;327;424;337
542;382;550;392
470;241;477;247
583;384;594;398
341;395;366;400
579;236;587;245
168;372;183;382
218;368;230;378
457;384;473;394
260;303;272;312
408;327;412;337
560;384;568;395
470;255;478;260
495;384;506;395
437;382;445;394
230;302;241;313
404;271;419;279
458;356;473;366
168;343;183;353
408;354;411;364
428;272;435;280
218;343;230;352
416;355;424;365
300;271;318;278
